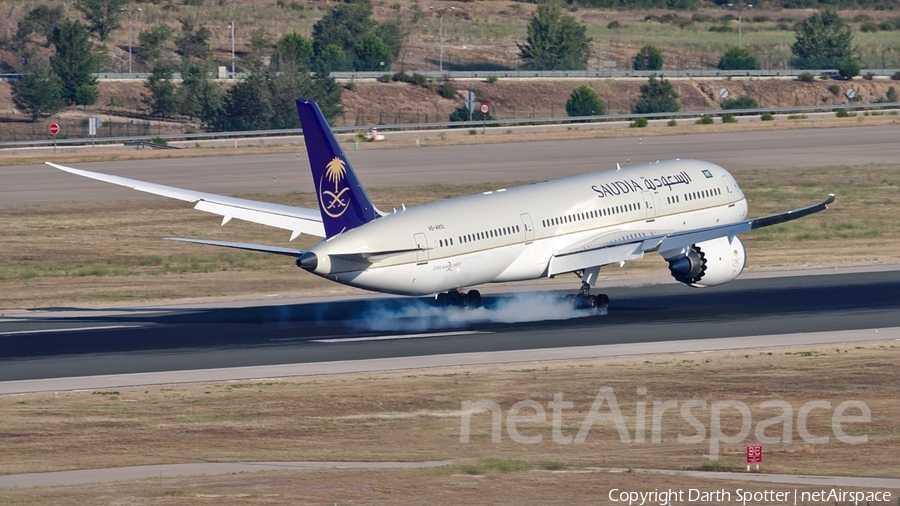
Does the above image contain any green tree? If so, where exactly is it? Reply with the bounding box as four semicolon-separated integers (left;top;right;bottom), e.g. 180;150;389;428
75;0;129;41
374;20;404;60
143;62;178;117
315;44;351;73
12;64;66;121
354;33;391;71
15;4;64;49
566;85;605;117
138;25;173;64
722;95;759;110
176;18;212;60
74;83;99;107
887;86;899;103
312;1;376;62
718;46;760;70
178;59;222;121
633;45;664;71
633;75;679;114
791;9;852;69
209;64;343;131
50;20;99;105
273;32;313;70
518;0;591;70
838;56;860;79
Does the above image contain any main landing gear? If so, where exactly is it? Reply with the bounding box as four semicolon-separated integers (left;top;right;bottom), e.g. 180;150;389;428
435;289;482;309
565;281;610;311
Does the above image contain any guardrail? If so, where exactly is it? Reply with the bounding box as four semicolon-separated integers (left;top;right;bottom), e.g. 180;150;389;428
1;101;897;149
2;69;900;81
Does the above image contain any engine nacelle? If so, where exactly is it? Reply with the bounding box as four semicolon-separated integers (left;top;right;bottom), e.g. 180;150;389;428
667;236;746;288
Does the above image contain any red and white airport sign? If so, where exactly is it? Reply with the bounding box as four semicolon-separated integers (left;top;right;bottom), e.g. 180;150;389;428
746;444;762;470
480;103;490;115
49;123;60;135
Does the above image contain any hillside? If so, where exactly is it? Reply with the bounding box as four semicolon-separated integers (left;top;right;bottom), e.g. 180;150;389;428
1;75;898;141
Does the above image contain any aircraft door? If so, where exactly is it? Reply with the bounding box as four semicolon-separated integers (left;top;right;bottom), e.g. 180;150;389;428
413;233;428;264
520;213;535;244
721;174;735;202
641;191;656;222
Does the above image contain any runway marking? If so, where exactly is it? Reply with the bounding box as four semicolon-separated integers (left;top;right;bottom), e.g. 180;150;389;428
310;330;487;343
0;325;143;336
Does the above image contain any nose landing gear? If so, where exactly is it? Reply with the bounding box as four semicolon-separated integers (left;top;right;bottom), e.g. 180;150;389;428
435;289;482;309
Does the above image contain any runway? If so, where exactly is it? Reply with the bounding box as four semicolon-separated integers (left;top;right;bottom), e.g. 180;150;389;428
3;124;900;207
2;267;899;391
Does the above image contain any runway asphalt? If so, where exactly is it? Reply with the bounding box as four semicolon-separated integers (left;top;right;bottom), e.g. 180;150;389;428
3;124;900;207
2;268;899;386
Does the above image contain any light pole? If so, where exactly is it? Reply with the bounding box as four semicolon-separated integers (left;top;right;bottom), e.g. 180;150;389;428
120;7;141;74
429;6;454;73
727;3;751;48
228;21;235;78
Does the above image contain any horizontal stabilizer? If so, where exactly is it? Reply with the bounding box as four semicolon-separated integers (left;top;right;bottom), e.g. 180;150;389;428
166;238;306;257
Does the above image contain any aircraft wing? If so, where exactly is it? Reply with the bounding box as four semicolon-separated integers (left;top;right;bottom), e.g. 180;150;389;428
166;238;306;256
46;162;325;239
548;194;834;276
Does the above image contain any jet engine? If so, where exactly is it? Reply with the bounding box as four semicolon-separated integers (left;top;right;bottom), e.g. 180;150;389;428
667;236;746;288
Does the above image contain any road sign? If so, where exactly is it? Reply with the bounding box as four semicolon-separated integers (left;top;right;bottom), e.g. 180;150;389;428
480;103;490;115
846;88;856;99
746;444;762;470
719;88;729;99
49;123;60;135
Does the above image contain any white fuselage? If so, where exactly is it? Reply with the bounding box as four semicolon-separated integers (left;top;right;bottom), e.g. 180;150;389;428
306;159;748;295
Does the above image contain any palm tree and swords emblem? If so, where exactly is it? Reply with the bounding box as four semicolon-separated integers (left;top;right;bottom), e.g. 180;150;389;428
319;157;351;218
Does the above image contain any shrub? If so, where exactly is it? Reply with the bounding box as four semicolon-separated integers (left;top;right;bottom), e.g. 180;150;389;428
887;86;898;103
828;84;841;95
381;73;392;83
838;57;860;80
864;72;876;80
439;81;456;98
760;112;774;121
486;75;498;84
860;21;878;32
820;73;830;80
151;136;169;145
345;81;357;91
412;73;428;86
835;109;853;117
607;20;621;29
722;95;759;110
720;113;737;123
667;119;678;126
893;71;900;81
695;114;714;124
798;72;815;82
633;45;664;71
787;114;808;120
391;71;408;82
629;117;648;128
718;47;759;70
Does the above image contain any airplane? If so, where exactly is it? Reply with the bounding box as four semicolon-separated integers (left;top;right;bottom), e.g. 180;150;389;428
46;99;834;311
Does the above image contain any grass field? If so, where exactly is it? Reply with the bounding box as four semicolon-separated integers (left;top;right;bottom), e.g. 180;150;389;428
1;341;898;503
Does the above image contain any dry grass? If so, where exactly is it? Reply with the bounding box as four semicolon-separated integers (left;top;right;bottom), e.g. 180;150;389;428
1;161;899;308
0;341;898;502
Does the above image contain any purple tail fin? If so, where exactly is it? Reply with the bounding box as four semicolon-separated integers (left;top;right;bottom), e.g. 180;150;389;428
297;99;378;238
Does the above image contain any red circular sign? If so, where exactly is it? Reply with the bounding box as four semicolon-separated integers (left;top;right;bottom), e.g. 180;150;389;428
49;123;60;135
480;103;490;115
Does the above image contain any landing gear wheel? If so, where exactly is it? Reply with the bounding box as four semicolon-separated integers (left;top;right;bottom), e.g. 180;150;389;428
565;294;576;305
460;293;470;309
468;290;482;308
587;295;598;311
436;293;448;307
596;294;610;310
